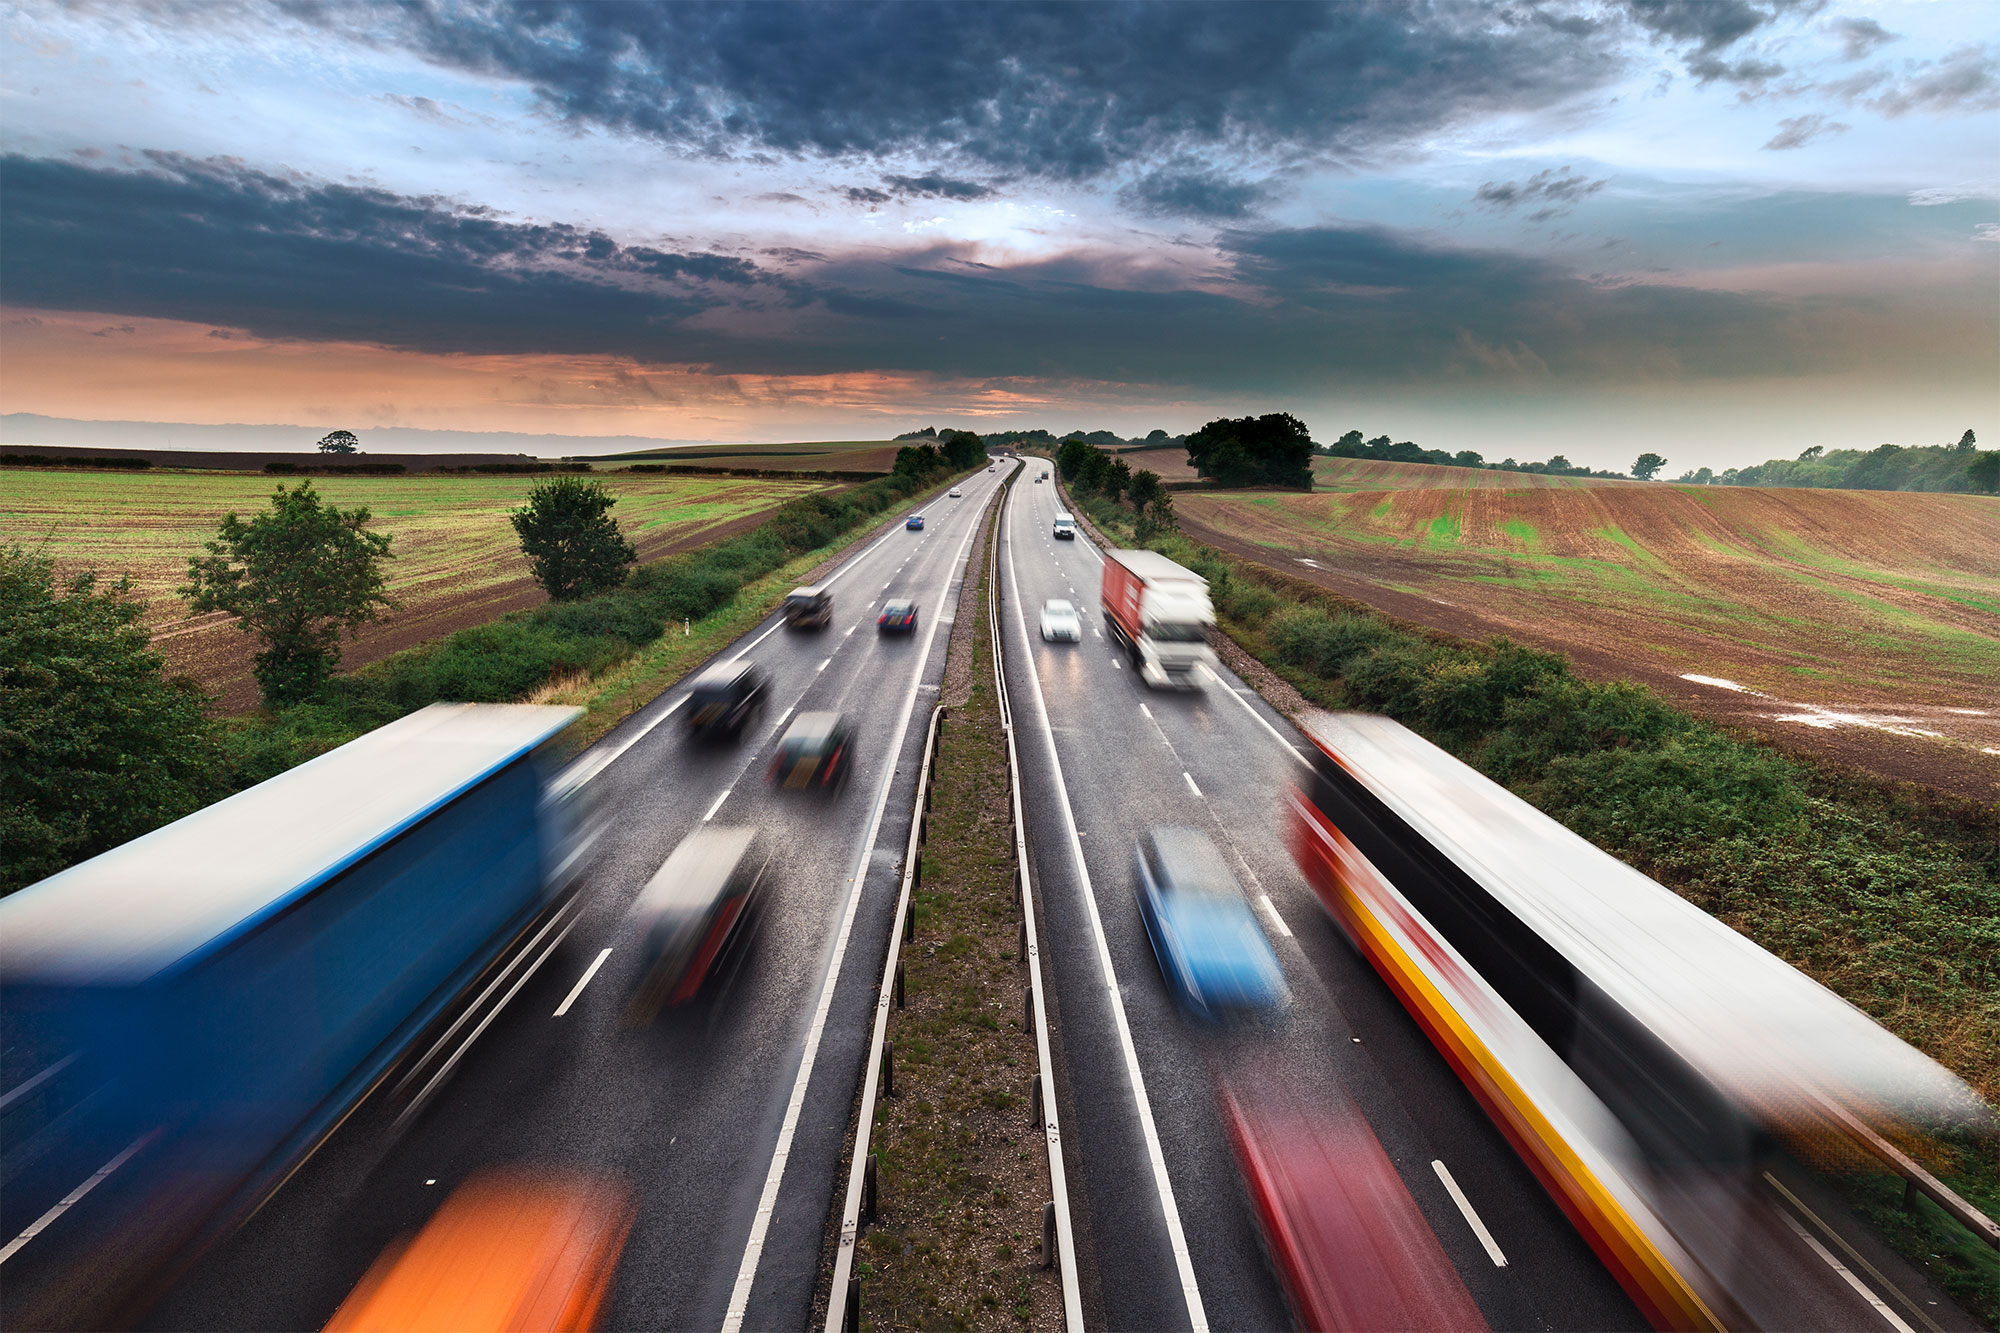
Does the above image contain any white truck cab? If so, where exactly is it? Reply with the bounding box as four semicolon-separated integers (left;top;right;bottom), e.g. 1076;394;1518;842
1052;512;1076;540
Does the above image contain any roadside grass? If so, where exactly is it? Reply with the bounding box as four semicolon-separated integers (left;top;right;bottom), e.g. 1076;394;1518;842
1062;482;2000;1322
856;488;1061;1332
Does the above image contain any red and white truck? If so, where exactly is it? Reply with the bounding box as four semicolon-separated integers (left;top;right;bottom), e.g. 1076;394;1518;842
1100;548;1216;687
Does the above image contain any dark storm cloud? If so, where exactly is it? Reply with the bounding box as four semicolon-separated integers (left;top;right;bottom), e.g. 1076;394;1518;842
1617;0;1792;54
6;153;1979;391
289;1;1629;180
881;174;995;200
1764;113;1849;149
1830;16;1898;60
0;153;763;356
1473;167;1607;222
1120;166;1271;220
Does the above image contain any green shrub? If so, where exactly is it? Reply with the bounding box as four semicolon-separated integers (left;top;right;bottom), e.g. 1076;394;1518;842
1343;642;1432;717
1267;606;1395;678
1222;583;1280;625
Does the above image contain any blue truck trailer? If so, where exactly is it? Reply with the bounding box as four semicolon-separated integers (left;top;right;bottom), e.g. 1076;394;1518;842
0;703;585;1328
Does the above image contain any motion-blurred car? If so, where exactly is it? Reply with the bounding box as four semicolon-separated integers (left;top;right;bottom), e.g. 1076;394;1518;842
1134;827;1287;1019
878;599;919;634
906;514;925;531
325;1168;633;1333
769;712;852;793
783;585;832;629
1039;599;1081;642
949;486;963;497
1220;1076;1487;1333
685;661;765;740
627;825;768;1012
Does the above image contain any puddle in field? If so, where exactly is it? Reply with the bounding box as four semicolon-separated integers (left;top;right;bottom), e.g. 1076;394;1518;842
1677;674;1962;742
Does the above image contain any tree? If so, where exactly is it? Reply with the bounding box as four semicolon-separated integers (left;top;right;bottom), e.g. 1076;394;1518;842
1799;445;1825;461
1135;487;1177;542
1103;457;1132;503
1056;437;1096;483
1968;451;2000;494
939;428;985;470
894;443;945;479
1144;429;1171;444
1185;412;1315;488
1631;452;1667;481
1128;468;1165;515
2;546;226;892
1453;450;1485;469
1954;429;1978;453
182;481;397;705
317;430;359;455
510;475;637;605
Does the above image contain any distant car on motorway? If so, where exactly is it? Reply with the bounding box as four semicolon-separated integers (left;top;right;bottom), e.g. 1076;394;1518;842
1134;827;1287;1020
783;585;832;629
325;1169;633;1333
769;711;852;793
878;599;919;634
627;825;769;1013
906;514;925;531
1039;598;1081;642
685;660;765;740
949;486;963;497
987;465;995;472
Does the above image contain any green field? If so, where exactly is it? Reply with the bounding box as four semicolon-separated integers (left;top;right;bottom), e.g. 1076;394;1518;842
3;468;831;706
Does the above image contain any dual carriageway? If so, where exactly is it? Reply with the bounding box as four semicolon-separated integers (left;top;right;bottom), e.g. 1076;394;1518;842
11;457;1986;1331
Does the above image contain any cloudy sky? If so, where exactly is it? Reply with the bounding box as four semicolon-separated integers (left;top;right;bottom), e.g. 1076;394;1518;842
1;0;1994;468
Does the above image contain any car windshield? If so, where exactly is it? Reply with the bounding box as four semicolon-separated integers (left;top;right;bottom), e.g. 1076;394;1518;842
884;601;914;615
1146;620;1208;643
1148;828;1239;899
1043;600;1075;617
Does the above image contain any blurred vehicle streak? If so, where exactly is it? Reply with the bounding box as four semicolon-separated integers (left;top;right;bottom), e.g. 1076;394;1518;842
1220;1072;1487;1333
685;661;766;741
1288;712;1992;1331
324;1168;632;1333
0;704;584;1329
1134;827;1288;1021
625;827;769;1022
768;712;852;794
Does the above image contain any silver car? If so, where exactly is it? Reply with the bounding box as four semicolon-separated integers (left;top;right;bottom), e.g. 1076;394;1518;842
1039;598;1082;642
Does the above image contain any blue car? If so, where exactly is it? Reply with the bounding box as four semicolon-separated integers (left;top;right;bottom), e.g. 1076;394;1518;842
906;514;925;530
1134;827;1287;1020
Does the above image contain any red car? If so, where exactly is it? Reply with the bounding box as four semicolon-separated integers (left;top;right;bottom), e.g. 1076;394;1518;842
1220;1075;1487;1333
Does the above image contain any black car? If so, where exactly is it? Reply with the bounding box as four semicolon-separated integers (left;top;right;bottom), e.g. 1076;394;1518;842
878;599;918;634
783;585;832;629
686;660;766;739
769;712;852;793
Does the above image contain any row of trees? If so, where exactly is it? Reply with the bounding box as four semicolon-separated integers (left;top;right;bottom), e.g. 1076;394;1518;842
1055;439;1175;538
1317;429;1634;479
1674;432;1996;493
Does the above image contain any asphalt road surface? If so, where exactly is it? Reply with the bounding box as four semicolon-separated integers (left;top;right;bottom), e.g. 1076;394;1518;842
995;474;1969;1333
142;464;1013;1332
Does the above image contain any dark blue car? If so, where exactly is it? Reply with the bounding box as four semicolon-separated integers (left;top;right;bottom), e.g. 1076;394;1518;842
906;514;925;530
1135;827;1287;1020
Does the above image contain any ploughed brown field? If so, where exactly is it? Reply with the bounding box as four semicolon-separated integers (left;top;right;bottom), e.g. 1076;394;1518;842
1179;480;2000;799
8;469;832;712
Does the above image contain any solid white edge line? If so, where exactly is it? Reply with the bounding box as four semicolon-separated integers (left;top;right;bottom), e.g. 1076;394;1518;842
1005;496;1210;1333
1763;1172;1934;1332
723;491;990;1332
1195;662;1310;768
1772;1205;1915;1332
1182;771;1202;798
1432;1159;1509;1268
552;947;614;1017
1256;894;1294;938
0;1132;156;1265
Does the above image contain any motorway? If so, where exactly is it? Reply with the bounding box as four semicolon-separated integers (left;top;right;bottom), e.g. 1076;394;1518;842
998;472;1648;1332
143;464;1012;1331
129;455;1977;1332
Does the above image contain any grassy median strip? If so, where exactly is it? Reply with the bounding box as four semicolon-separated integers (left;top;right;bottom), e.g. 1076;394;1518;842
851;495;1063;1332
1057;476;2000;1324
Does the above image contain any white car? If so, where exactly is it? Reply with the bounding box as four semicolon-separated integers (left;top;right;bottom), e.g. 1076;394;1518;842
949;487;963;497
1039;599;1082;642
